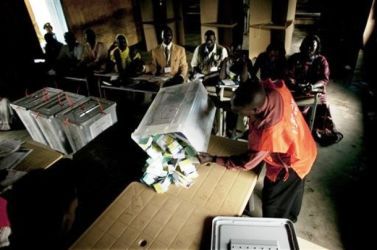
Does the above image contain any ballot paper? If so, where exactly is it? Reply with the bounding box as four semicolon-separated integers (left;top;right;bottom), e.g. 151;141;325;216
0;140;22;158
0;147;33;171
138;133;200;193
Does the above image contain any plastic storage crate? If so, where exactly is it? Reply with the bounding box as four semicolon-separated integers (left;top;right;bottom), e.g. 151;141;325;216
10;88;63;145
132;80;216;153
31;92;87;154
211;216;299;250
57;97;117;152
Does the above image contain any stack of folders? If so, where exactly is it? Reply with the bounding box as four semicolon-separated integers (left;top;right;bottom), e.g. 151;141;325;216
138;134;199;193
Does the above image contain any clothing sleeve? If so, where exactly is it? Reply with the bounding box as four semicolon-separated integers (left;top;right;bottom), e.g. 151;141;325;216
221;47;228;61
252;54;262;76
95;43;108;63
109;48;116;62
179;48;188;78
80;43;92;62
285;54;298;89
217;151;269;171
191;46;200;68
318;56;330;86
147;49;158;74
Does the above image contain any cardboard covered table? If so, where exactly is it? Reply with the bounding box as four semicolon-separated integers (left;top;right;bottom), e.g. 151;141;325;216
71;136;258;250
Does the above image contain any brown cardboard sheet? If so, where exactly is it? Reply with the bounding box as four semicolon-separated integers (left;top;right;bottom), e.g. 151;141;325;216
15;141;63;172
71;136;258;249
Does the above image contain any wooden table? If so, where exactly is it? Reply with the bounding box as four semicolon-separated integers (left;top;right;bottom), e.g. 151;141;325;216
14;141;63;172
71;136;258;250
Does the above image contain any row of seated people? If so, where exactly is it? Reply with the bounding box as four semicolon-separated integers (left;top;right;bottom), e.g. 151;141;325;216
42;25;342;146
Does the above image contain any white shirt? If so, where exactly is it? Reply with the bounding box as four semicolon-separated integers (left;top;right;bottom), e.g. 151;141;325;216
191;43;228;68
162;42;172;64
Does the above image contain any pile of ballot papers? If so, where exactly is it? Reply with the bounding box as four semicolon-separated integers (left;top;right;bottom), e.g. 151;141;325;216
138;133;200;193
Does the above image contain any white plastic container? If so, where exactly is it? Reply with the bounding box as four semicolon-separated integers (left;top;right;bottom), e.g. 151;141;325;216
131;80;216;153
31;92;87;154
57;97;117;152
10;88;62;145
211;216;299;250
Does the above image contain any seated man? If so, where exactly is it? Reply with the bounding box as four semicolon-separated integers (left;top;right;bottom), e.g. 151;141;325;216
44;33;63;75
81;28;107;73
253;42;286;81
56;31;83;76
144;26;188;87
219;47;254;84
109;34;143;78
190;30;228;79
286;34;343;146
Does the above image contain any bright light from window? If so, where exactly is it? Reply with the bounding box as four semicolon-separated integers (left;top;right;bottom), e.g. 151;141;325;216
28;0;68;46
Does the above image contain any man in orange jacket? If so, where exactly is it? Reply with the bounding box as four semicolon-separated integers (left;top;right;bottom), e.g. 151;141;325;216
201;78;317;222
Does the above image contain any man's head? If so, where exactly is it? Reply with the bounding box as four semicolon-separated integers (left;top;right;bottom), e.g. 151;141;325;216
64;31;76;47
266;42;286;62
300;34;321;60
84;28;96;45
161;26;173;46
231;78;267;117
43;22;53;34
204;30;216;51
115;34;128;50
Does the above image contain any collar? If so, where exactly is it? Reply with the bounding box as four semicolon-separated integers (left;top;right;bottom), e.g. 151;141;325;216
205;43;217;54
162;42;172;50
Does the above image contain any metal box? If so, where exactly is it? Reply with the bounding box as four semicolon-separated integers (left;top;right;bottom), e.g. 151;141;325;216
10;88;63;145
57;97;117;152
131;80;216;153
211;216;299;250
31;92;87;154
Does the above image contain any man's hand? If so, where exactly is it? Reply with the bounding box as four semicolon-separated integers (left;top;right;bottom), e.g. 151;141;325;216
163;75;184;87
297;82;312;94
198;152;215;165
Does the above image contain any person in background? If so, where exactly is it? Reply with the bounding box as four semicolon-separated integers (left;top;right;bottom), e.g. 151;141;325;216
144;26;188;87
6;159;78;250
56;31;83;76
44;33;63;75
286;34;343;146
219;46;254;84
43;22;55;38
109;34;143;77
81;28;107;72
199;78;317;223
0;98;14;131
191;30;228;78
218;47;254;137
253;42;286;81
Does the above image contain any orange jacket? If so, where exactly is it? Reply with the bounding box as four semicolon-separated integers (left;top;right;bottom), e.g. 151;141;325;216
249;80;317;180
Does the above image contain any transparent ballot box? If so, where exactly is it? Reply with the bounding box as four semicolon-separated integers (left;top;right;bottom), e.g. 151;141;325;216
132;81;216;153
31;92;86;154
10;88;63;145
57;97;117;152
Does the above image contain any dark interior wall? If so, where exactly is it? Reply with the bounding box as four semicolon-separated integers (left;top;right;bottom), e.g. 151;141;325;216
320;0;374;77
61;0;142;48
0;0;44;99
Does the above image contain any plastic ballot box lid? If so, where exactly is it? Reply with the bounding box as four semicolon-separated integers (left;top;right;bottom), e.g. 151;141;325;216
132;80;216;153
211;216;299;250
